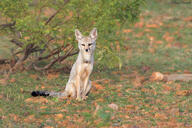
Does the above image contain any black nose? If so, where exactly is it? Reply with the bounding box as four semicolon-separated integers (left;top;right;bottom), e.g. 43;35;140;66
85;49;88;52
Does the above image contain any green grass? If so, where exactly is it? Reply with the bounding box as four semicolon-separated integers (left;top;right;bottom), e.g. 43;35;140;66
0;0;192;127
0;36;13;59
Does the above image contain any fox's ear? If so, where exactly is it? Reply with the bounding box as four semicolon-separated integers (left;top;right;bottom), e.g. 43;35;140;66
75;29;83;40
90;28;97;40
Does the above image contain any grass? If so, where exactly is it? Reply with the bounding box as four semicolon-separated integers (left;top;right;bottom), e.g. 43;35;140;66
0;36;13;59
0;0;192;127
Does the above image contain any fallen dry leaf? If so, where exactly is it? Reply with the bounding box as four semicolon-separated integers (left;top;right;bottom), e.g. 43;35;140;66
30;74;38;80
95;98;104;102
183;16;192;22
126;105;136;111
135;32;144;38
41;85;46;89
147;35;155;41
92;82;104;90
116;21;121;27
175;84;181;90
57;121;68;127
103;79;111;84
24;36;30;40
165;36;174;42
66;116;70;119
25;97;48;103
144;29;153;32
47;73;59;80
148;47;155;53
24;115;36;123
134;21;144;28
40;106;48;109
43;7;56;17
133;77;143;88
122;124;133;128
65;11;73;20
116;31;120;35
155;113;168;120
176;90;192;96
44;126;54;128
108;103;118;111
142;65;151;73
155;40;163;44
163;32;174;43
162;84;172;91
9;114;19;121
0;79;7;85
115;41;120;52
54;114;64;120
122;29;132;33
146;24;159;28
10;78;16;83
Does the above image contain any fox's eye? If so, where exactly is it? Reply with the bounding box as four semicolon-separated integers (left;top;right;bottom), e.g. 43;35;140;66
81;44;85;46
88;43;92;46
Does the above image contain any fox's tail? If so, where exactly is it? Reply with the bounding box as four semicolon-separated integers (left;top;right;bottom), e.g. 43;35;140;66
31;91;67;97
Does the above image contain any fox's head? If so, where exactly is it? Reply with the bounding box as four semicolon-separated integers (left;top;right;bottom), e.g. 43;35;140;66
75;28;97;62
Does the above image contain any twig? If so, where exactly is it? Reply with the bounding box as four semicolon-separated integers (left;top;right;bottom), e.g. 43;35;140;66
5;44;34;81
45;0;70;25
38;44;69;61
0;21;16;29
10;39;23;47
0;59;9;64
48;65;71;73
33;48;78;71
58;49;78;62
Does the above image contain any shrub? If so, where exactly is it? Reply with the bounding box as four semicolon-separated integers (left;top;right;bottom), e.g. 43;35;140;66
0;0;144;72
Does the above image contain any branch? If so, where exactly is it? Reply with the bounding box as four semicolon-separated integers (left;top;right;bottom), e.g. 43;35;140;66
37;44;69;61
58;50;78;62
9;44;34;70
22;44;34;61
0;21;16;29
11;38;53;56
33;48;78;71
45;0;70;25
10;39;24;47
49;65;71;73
0;59;9;64
5;43;35;81
25;44;71;70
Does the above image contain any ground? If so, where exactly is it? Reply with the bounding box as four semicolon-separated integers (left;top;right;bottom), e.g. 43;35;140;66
0;0;192;127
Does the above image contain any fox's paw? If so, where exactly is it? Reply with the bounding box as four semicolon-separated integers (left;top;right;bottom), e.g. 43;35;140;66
82;96;88;100
76;97;82;101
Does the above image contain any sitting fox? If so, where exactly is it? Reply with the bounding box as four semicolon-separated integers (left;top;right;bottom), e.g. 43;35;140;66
31;28;98;101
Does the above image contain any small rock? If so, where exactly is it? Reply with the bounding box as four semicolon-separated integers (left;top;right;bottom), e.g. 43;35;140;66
108;103;118;111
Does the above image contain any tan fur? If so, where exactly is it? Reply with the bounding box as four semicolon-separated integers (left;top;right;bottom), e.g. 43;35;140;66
80;68;88;81
62;28;97;101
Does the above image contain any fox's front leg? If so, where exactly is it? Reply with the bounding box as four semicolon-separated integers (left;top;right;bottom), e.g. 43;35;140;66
82;76;89;99
76;76;82;101
82;81;92;100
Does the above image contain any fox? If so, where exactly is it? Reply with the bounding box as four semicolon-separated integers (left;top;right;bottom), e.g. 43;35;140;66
31;28;97;101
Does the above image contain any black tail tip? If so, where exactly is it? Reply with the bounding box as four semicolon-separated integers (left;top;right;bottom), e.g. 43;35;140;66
31;91;39;97
31;91;50;97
